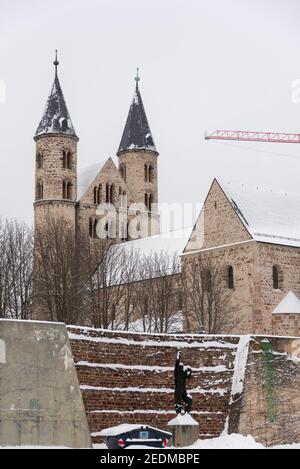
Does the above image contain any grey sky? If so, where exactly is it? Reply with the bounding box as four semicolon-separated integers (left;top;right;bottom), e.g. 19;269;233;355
1;0;300;225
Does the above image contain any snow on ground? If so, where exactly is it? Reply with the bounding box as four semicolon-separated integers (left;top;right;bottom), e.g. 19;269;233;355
94;434;300;450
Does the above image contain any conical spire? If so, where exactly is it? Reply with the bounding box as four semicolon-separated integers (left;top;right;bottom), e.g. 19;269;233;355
35;51;77;140
117;70;157;155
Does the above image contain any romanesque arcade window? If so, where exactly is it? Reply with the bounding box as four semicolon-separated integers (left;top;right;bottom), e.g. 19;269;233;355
63;181;72;199
63;150;72;169
144;164;154;183
94;185;102;205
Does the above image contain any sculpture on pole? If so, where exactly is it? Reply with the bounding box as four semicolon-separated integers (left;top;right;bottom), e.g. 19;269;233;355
174;351;193;415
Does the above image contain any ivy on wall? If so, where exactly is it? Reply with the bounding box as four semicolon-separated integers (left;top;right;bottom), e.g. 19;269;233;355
261;339;277;423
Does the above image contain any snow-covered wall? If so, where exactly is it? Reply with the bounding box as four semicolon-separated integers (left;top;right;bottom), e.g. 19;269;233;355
68;326;239;443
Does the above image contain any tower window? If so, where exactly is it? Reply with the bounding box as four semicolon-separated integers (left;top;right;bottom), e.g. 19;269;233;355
63;150;72;169
144;164;154;183
228;266;234;289
120;164;126;181
63;181;72;199
145;193;153;212
36;181;44;200
273;266;280;290
36;152;43;169
149;165;154;183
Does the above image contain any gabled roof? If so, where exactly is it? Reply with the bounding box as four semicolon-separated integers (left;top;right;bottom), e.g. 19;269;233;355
273;292;300;315
218;179;300;248
117;81;157;155
77;160;108;200
35;65;77;139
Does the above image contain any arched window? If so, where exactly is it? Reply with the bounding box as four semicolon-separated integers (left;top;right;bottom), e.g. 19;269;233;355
63;150;67;168
36;152;43;169
93;219;98;239
149;165;154;183
63;181;72;199
66;182;72;199
67;152;72;169
120;164;126;181
89;219;93;238
110;184;115;204
106;183;110;203
36;181;43;200
94;187;97;204
97;185;102;205
149;194;153;212
228;266;234;289
273;266;280;290
144;164;148;182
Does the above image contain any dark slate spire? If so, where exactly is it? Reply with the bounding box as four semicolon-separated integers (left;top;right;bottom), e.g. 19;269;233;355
35;51;77;140
117;69;157;155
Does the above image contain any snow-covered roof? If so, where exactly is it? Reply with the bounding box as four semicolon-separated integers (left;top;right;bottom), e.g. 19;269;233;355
107;227;192;285
35;74;77;139
77;161;107;200
120;226;192;259
218;179;300;248
118;82;157;154
273;291;300;315
98;424;171;437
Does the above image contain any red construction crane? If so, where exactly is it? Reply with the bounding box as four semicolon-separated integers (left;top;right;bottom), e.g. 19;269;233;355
205;130;300;144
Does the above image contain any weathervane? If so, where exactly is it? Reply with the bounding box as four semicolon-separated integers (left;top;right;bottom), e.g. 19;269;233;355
135;67;140;89
53;50;59;77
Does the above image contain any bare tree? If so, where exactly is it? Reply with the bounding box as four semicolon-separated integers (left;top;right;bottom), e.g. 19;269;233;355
86;242;126;329
33;217;87;324
182;256;238;334
136;251;182;334
0;218;33;319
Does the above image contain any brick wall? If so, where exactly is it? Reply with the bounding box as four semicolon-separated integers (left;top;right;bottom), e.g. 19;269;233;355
67;326;239;444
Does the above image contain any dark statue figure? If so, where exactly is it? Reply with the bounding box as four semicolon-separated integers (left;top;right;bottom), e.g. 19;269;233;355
174;351;193;415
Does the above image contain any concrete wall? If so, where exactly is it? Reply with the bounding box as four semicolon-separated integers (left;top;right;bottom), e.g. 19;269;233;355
0;320;91;448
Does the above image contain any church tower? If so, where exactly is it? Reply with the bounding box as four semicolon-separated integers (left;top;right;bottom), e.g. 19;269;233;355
34;51;78;230
117;70;160;235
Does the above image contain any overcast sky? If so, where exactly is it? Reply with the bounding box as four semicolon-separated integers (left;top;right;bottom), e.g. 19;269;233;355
1;0;300;226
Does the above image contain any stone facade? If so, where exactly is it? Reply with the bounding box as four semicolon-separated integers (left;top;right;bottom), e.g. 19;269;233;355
33;65;161;254
182;179;300;337
68;327;300;447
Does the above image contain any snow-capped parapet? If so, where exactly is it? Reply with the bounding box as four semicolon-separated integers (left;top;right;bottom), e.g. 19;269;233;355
35;75;77;139
230;335;251;401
